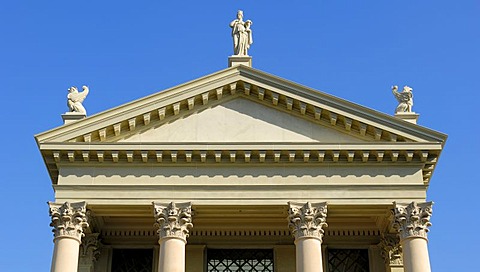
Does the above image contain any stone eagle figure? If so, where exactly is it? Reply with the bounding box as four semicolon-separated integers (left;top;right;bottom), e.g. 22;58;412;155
392;85;413;113
67;85;89;115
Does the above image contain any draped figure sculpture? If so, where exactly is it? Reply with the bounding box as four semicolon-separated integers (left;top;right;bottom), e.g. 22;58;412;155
230;10;253;56
392;85;413;113
67;86;89;115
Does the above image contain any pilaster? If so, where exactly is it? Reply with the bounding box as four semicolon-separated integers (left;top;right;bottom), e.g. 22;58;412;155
78;233;101;272
379;234;404;272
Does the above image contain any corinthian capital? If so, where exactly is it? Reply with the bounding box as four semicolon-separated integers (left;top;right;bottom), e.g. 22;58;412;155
379;234;403;265
153;202;193;242
392;201;433;240
48;201;89;242
288;201;328;241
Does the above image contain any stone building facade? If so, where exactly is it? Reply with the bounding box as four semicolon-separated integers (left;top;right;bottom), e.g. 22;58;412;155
36;61;446;272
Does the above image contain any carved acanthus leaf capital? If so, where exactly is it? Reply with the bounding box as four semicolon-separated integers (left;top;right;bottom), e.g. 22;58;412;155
48;201;89;242
79;233;101;265
379;234;403;265
288;201;328;241
153;202;193;242
392;201;433;240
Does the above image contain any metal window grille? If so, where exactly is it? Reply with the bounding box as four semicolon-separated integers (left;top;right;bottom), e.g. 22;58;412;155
207;248;274;272
111;249;153;272
327;249;370;272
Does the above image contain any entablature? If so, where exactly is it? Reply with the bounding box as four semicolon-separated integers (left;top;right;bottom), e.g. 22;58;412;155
85;204;390;245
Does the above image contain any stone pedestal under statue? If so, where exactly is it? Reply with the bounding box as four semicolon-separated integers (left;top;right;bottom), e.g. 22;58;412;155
228;55;252;67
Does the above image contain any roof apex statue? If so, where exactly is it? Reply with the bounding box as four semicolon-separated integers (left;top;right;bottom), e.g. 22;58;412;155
230;10;253;56
228;10;253;67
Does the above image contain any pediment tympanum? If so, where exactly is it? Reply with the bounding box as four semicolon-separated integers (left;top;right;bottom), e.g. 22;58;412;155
119;98;364;143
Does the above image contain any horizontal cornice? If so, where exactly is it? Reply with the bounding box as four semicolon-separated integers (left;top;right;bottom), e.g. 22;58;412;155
41;142;441;185
39;142;443;151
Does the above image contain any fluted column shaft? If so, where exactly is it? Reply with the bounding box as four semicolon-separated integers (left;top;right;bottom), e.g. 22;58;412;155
153;202;193;272
49;201;89;272
288;202;328;272
392;201;433;272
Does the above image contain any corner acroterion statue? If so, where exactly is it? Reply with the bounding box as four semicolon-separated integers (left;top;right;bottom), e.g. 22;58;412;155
67;86;89;115
392;85;413;113
230;10;253;56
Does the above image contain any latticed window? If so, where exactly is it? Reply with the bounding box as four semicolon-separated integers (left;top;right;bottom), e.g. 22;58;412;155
206;248;274;272
327;248;370;272
111;248;153;272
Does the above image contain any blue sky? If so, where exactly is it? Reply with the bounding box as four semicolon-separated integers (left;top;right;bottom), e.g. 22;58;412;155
1;1;479;271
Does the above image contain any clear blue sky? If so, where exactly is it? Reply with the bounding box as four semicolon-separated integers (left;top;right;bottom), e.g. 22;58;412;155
1;1;478;271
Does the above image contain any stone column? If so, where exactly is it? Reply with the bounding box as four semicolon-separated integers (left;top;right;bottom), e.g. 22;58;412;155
288;202;328;272
153;202;193;272
379;234;404;272
78;233;101;272
392;201;433;272
49;201;89;272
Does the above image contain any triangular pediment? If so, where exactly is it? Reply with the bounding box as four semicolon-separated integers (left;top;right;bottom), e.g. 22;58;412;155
35;65;446;145
119;98;365;143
